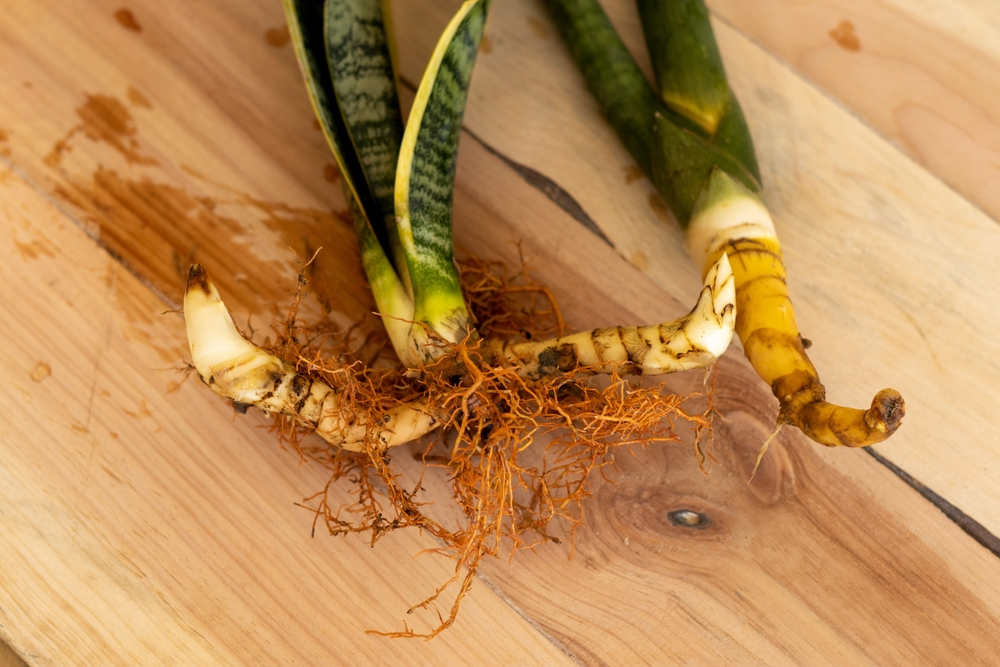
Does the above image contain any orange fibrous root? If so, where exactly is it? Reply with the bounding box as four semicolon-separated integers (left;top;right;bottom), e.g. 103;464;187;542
264;255;714;639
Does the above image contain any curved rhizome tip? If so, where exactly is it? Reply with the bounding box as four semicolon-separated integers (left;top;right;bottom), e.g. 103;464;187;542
871;388;906;434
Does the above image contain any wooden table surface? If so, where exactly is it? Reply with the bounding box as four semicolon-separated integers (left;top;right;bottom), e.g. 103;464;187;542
2;0;999;664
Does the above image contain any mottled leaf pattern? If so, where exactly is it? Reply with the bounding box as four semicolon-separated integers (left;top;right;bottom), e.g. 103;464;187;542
283;0;413;344
286;0;490;349
326;0;405;262
396;0;491;331
283;0;377;222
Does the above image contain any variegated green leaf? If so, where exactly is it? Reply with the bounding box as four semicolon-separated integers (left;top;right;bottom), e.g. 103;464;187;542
284;0;414;360
396;0;491;344
347;194;416;364
325;0;410;293
283;0;376;223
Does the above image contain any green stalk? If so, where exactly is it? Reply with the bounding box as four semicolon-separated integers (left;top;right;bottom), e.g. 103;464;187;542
544;0;759;227
636;0;760;184
636;0;728;136
649;109;761;225
544;0;681;176
548;0;905;449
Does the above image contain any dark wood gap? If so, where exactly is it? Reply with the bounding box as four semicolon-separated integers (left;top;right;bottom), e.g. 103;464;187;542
866;449;1000;558
460;127;612;245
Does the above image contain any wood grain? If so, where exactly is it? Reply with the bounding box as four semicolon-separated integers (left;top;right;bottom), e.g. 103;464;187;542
708;0;1000;224
0;642;27;667
1;0;1000;664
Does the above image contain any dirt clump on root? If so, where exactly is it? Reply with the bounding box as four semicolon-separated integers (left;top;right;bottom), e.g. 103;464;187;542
266;255;716;639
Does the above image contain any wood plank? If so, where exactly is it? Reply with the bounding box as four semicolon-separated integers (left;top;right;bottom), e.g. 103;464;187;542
707;0;1000;224
0;165;578;665
0;642;28;667
391;0;1000;537
2;0;1000;664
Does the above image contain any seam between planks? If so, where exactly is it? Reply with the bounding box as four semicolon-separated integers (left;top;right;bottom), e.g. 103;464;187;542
0;154;181;313
461;126;613;245
399;75;613;245
866;449;1000;559
476;572;590;667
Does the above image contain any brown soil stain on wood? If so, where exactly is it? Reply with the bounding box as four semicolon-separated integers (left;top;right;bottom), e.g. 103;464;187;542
40;92;371;354
127;86;152;109
53;167;253;307
648;192;673;223
479;34;493;54
623;165;644;184
630;250;648;272
102;465;124;484
829;20;861;52
264;26;290;48
45;94;157;168
114;8;142;33
229;188;359;316
31;362;52;382
322;163;339;183
125;399;154;419
14;238;56;260
527;16;550;40
52;162;367;323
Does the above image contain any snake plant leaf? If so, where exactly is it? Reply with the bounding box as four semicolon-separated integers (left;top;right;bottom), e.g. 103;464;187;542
284;0;414;359
325;0;411;293
546;0;759;228
636;0;727;136
395;0;491;344
650;110;762;226
283;0;379;229
543;0;698;178
347;193;415;363
636;0;760;184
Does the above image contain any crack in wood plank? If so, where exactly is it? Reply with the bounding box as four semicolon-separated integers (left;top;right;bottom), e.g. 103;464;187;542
867;449;1000;559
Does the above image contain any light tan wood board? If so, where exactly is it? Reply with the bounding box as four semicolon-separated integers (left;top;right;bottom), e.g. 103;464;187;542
708;0;1000;226
0;641;27;667
0;0;998;665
